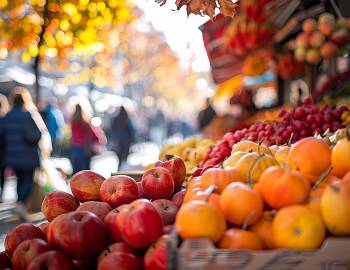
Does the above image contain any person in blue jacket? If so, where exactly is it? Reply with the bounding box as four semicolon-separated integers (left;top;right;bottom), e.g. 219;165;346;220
0;94;9;202
1;87;49;219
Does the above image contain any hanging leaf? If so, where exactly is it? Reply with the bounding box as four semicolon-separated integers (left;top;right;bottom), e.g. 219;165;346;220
218;0;237;17
157;0;236;18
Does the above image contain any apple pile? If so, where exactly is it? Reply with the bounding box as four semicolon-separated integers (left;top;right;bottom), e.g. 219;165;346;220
201;99;348;167
295;13;350;64
1;156;188;270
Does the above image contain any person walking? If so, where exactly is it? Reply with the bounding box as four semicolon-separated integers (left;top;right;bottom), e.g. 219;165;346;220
110;106;135;170
70;104;106;174
0;94;9;202
1;87;50;219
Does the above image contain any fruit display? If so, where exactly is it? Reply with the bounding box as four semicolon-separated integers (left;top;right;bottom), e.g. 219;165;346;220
177;136;350;252
224;0;274;57
159;136;215;173
2;156;189;270
276;52;304;79
201;99;348;167
294;14;350;64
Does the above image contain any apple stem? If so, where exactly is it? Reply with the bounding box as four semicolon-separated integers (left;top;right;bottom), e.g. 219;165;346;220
204;184;216;202
241;210;255;231
312;165;333;190
165;154;174;161
247;155;264;187
287;133;294;147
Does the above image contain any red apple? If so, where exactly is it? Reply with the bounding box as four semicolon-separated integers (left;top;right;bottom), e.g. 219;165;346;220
117;199;164;248
5;223;45;257
320;41;338;58
137;182;145;198
70;170;105;202
142;167;174;200
12;238;52;270
41;191;79;221
331;28;350;45
48;211;107;259
98;242;140;263
172;190;186;208
0;251;11;269
155;155;186;189
27;251;74;270
77;201;112;220
163;225;174;235
104;206;125;243
98;252;141;270
100;175;138;208
73;259;96;270
152;199;178;225
38;222;49;240
143;235;168;270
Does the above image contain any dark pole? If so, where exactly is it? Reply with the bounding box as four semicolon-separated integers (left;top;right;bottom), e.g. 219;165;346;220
33;0;49;104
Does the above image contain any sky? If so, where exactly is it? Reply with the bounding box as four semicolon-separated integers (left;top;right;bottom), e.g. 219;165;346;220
133;0;211;72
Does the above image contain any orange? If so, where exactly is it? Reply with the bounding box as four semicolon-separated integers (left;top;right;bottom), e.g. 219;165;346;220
175;201;226;242
287;137;331;183
249;211;275;249
220;182;263;226
201;168;242;193
218;228;263;250
183;187;202;203
331;136;350;177
321;179;350;235
306;186;325;215
257;166;311;209
272;205;326;249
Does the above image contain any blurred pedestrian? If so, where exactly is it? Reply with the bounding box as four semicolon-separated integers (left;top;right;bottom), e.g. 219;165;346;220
0;87;50;219
0;94;9;202
110;106;135;169
197;98;217;131
70;104;106;174
43;99;64;156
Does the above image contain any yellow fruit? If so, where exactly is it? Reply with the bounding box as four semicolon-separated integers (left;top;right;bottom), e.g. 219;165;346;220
223;151;246;169
273;205;326;250
321;179;350;235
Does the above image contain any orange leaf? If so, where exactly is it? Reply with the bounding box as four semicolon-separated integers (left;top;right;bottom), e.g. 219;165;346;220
218;0;237;17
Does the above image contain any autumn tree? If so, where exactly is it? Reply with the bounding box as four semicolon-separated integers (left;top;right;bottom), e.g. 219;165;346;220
0;0;134;102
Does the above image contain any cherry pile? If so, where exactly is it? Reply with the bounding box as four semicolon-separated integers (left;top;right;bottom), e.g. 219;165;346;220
201;99;348;167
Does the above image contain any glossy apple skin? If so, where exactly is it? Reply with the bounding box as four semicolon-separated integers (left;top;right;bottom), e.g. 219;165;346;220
0;251;11;269
152;199;178;225
141;167;174;200
104;206;125;243
41;191;79;221
155;155;186;189
143;235;168;270
38;222;49;240
27;250;74;270
47;211;107;259
5;223;45;257
12;238;52;270
98;252;141;270
77;201;112;220
171;190;186;208
137;182;145;198
100;175;138;208
98;242;140;263
70;170;105;202
117;199;164;248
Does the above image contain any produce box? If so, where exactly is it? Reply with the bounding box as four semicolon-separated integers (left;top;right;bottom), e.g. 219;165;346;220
167;233;350;270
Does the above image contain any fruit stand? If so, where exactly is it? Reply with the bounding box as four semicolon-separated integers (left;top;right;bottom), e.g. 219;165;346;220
2;0;350;270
